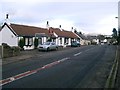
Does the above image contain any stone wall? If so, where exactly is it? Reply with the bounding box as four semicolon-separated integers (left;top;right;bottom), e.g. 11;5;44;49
2;43;20;58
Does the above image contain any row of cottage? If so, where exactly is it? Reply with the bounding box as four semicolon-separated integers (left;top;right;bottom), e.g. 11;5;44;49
0;20;90;50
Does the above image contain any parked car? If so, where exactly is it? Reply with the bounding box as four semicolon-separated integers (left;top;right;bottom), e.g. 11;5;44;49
38;42;58;51
71;41;80;47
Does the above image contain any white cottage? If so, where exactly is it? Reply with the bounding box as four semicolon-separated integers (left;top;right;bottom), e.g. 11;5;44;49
48;27;80;46
0;22;56;50
0;23;18;46
0;20;80;50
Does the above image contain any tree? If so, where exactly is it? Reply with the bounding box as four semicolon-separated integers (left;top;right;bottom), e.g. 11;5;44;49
112;28;117;38
34;38;38;49
112;28;120;45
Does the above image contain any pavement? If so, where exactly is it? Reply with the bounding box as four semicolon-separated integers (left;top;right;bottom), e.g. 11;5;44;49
1;46;73;65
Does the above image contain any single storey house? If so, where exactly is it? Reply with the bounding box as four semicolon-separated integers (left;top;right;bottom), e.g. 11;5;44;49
74;31;91;45
0;22;80;50
48;26;80;46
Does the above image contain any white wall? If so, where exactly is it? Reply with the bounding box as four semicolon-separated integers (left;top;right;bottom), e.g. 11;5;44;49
62;37;65;46
1;25;18;46
68;38;71;45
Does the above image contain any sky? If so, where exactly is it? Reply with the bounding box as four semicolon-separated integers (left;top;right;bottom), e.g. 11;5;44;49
0;0;119;35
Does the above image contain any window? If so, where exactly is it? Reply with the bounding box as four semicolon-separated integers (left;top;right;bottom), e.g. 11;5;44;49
65;38;69;44
25;37;33;46
25;38;28;45
29;38;33;45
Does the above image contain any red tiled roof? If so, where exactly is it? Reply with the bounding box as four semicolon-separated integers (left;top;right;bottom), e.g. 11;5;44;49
10;24;55;37
1;23;79;39
49;27;79;38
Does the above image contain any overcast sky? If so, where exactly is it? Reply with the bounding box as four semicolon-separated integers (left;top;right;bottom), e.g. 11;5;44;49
0;0;119;35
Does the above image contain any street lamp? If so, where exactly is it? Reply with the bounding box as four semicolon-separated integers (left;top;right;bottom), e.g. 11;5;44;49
115;17;119;36
115;16;120;44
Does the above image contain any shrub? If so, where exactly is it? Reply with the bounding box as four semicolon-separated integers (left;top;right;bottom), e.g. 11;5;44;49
2;43;13;58
2;43;20;58
18;38;25;49
11;46;20;56
34;38;38;49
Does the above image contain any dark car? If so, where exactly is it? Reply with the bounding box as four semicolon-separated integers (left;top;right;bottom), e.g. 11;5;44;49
71;41;80;47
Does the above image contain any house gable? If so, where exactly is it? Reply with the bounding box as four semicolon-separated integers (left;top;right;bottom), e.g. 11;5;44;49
1;23;18;46
1;23;18;36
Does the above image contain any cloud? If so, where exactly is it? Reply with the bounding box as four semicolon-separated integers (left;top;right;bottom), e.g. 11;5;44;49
1;0;119;2
0;1;118;35
92;15;118;35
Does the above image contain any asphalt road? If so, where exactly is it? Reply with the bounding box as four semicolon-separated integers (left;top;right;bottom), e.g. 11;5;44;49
2;45;117;88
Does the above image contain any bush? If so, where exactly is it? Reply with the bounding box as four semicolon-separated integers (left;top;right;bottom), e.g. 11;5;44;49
2;43;20;58
18;38;25;49
2;43;13;58
11;46;20;56
34;38;38;49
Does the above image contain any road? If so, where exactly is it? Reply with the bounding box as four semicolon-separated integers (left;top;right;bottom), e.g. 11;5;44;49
2;45;117;88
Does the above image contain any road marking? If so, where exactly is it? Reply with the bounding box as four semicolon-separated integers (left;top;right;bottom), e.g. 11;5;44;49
74;52;82;56
0;71;37;86
0;57;70;86
58;57;70;62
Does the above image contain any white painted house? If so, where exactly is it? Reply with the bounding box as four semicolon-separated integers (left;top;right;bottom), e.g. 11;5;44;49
0;23;18;46
0;22;80;50
74;32;91;45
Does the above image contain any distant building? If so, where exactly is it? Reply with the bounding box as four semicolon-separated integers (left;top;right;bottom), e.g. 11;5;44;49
87;35;99;45
74;32;91;45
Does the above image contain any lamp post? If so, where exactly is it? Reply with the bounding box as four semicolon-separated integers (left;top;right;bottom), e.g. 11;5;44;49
115;16;120;44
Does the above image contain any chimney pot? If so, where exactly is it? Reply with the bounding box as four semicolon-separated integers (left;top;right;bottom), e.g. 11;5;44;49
6;14;9;19
59;25;63;31
71;27;73;30
47;21;49;25
59;25;61;28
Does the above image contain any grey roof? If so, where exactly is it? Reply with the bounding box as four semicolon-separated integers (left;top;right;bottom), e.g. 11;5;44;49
75;32;88;40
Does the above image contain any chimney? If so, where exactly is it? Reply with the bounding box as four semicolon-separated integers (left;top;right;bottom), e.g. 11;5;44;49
71;27;74;32
5;14;10;25
59;25;62;31
46;21;49;30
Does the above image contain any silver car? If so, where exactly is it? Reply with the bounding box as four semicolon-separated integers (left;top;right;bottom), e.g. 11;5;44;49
38;42;58;51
